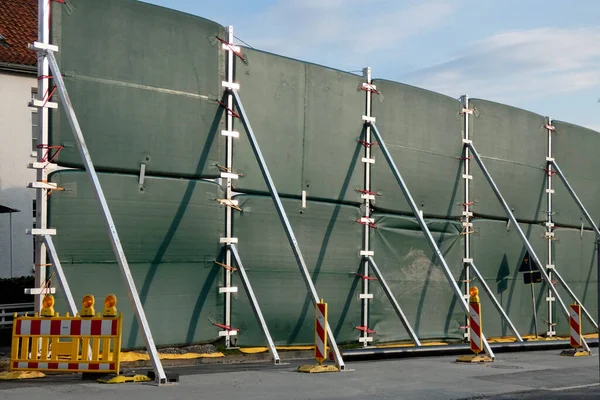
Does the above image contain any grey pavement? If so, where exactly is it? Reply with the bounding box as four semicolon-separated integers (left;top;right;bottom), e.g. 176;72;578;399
0;350;599;399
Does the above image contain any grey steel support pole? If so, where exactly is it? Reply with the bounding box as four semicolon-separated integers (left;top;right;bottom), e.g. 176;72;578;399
469;262;523;342
45;50;168;384
370;123;495;359
233;90;346;370
551;161;600;237
223;25;235;349
467;142;591;353
360;67;374;346
44;235;77;316
545;118;556;336
460;95;472;342
33;0;50;314
367;257;421;345
597;237;599;382
230;245;280;364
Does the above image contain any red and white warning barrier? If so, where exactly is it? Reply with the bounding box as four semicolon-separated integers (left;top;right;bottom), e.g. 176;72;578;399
15;318;118;336
12;361;115;372
314;300;328;364
569;303;582;348
469;302;483;354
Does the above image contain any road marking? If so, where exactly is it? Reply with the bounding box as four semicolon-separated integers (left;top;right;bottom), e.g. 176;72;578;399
545;383;599;391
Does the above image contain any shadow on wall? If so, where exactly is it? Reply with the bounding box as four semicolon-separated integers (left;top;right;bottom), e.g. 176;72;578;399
127;104;223;346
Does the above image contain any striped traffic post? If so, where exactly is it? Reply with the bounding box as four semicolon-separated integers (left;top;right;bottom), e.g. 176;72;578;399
469;288;483;355
314;299;328;364
297;299;339;373
561;303;590;357
457;287;492;362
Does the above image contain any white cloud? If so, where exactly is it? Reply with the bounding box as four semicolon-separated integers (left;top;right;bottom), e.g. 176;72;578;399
402;27;600;102
234;0;457;71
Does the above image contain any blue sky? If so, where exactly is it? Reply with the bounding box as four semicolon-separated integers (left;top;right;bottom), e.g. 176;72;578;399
143;0;600;131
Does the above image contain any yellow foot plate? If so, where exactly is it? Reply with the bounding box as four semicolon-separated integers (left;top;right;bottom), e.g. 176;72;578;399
97;374;153;384
560;349;591;357
0;371;46;380
456;354;494;363
297;364;339;373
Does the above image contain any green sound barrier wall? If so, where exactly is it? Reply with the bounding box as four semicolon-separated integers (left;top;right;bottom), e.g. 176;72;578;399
45;0;599;349
49;172;597;347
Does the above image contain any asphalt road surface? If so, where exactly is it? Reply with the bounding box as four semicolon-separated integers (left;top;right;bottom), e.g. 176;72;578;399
1;350;598;399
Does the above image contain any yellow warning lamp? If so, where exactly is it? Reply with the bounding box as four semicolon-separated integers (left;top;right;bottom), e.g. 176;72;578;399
469;286;480;303
103;294;118;317
80;294;95;317
41;294;55;317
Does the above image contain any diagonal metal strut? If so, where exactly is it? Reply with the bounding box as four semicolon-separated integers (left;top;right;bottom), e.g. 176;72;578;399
370;123;495;359
469;262;523;342
367;257;421;345
232;90;346;370
45;50;168;383
467;143;591;353
230;244;281;364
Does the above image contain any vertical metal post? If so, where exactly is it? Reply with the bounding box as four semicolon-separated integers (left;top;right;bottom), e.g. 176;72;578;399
45;50;168;383
232;90;346;370
223;25;235;349
460;95;472;341
370;123;495;359
33;0;50;314
545;117;556;337
360;67;373;346
467;142;591;352
597;237;600;382
469;262;523;341
367;257;421;345
529;281;539;338
230;245;280;364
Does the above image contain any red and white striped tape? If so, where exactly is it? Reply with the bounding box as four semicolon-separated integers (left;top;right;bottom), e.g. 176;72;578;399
315;303;327;362
12;361;115;371
569;304;582;348
15;319;118;337
469;303;483;354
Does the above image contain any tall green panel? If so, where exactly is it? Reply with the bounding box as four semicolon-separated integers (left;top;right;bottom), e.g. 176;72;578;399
370;80;464;218
48;171;224;348
553;227;598;335
231;195;363;345
552;121;600;228
233;49;306;196
234;49;365;203
369;215;464;342
50;0;224;177
469;100;547;222
301;65;364;203
471;219;550;338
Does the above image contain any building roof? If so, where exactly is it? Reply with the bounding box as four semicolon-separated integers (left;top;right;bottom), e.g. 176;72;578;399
0;0;38;67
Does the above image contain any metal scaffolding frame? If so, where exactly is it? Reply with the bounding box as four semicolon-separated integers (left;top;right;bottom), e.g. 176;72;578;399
369;122;495;359
466;141;592;353
461;97;524;343
27;45;169;383
231;89;346;369
353;70;421;347
548;159;599;328
214;28;280;364
545;118;557;336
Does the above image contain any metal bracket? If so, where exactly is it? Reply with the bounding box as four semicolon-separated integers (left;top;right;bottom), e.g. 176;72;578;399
24;288;56;295
30;41;59;52
359;250;374;256
221;130;240;138
29;99;58;109
219;287;238;293
26;228;56;235
362;115;376;123
219;237;238;244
